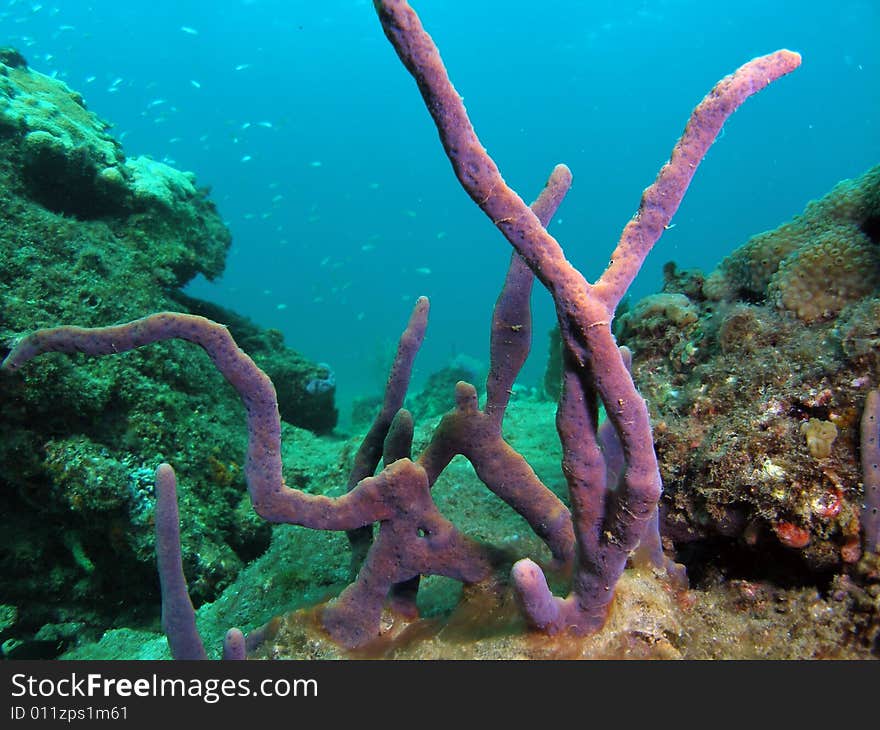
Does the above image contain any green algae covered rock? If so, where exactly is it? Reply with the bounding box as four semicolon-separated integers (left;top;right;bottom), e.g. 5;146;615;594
0;50;337;657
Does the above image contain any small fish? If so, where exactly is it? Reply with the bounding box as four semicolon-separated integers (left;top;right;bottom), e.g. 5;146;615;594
309;160;322;168
257;121;273;129
190;79;201;88
240;155;252;162
180;26;199;35
234;63;250;71
148;98;166;107
415;267;432;275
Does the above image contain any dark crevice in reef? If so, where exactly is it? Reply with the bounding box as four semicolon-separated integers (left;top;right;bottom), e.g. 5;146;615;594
23;162;127;221
674;538;837;592
861;213;880;244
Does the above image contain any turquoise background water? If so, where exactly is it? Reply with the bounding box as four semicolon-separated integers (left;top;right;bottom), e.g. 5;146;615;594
4;0;878;424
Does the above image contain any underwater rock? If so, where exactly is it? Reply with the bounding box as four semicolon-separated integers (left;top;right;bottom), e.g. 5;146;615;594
0;47;27;69
0;51;228;244
0;53;337;655
407;358;485;423
620;164;880;586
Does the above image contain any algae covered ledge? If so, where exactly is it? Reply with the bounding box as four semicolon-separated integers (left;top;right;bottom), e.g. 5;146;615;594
0;45;338;658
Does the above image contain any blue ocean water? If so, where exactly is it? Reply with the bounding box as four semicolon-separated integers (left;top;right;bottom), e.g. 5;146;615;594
5;0;878;426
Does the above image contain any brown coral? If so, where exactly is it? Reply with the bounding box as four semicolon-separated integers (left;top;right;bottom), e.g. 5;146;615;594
703;165;880;317
768;229;879;322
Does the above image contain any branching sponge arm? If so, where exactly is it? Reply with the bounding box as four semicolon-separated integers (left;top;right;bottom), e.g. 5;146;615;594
596;49;802;309
1;312;386;530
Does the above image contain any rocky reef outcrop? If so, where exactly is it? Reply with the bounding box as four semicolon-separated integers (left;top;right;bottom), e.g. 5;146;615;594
0;50;337;657
616;165;880;646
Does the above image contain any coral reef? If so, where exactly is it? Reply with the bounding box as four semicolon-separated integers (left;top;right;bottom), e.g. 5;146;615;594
0;51;337;657
617;164;880;654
